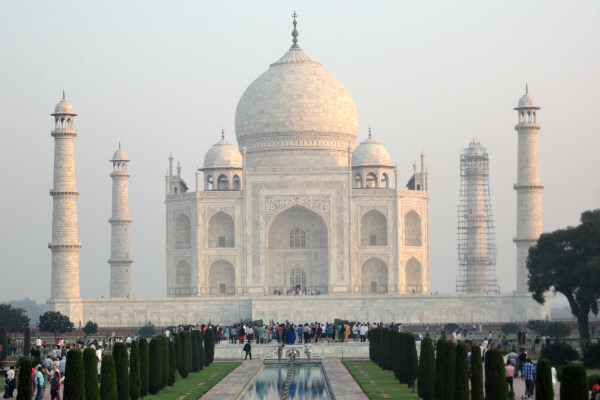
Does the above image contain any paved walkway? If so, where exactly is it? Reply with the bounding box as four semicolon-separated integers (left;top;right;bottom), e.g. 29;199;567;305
322;358;369;399
199;359;261;399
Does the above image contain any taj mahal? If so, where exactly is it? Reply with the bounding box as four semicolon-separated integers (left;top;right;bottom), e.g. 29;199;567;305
46;16;548;327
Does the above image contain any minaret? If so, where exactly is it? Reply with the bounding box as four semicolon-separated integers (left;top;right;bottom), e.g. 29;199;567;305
514;85;543;293
109;144;133;298
49;92;81;299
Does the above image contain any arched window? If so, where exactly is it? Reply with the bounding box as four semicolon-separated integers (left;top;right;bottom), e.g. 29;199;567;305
406;258;422;294
354;173;362;188
289;268;307;292
217;174;228;190
233;175;241;190
208;260;235;295
361;257;388;293
289;227;306;248
361;209;387;246
174;214;191;249
366;172;377;188
381;173;389;188
207;175;214;190
175;261;191;285
208;212;234;248
404;210;422;246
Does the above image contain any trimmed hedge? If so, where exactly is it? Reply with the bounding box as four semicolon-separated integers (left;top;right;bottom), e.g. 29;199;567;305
417;337;435;400
540;342;579;366
198;330;205;371
16;358;32;400
583;343;600;368
455;343;469;400
178;331;191;378
23;327;30;357
174;333;181;373
443;341;456;400
129;340;141;400
434;339;447;400
158;335;168;388
113;342;129;400
148;338;163;394
168;340;176;386
83;347;99;400
191;330;200;372
560;365;588;400
138;338;149;397
404;333;418;388
470;345;484;400
535;358;554;400
204;328;215;366
0;328;7;360
484;348;507;400
64;348;85;400
100;354;118;400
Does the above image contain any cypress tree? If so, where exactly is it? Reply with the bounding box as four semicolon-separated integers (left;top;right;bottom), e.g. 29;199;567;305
129;341;141;400
113;342;130;400
198;330;205;371
405;333;418;389
434;339;446;400
168;341;176;386
64;348;85;400
100;354;118;400
138;338;149;397
390;331;401;381
470;345;484;400
178;331;190;378
443;341;456;400
203;328;215;366
148;338;162;394
559;364;588;400
158;335;169;388
191;330;200;372
368;327;376;362
454;343;469;400
0;328;7;361
174;333;181;374
83;347;99;400
382;328;393;371
417;337;435;400
535;358;553;400
484;348;507;400
16;358;32;400
23;327;31;356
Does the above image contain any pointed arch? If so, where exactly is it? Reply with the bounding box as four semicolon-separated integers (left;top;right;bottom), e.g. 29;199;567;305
404;210;422;246
217;174;229;190
366;172;377;188
361;209;387;246
208;211;234;248
361;257;388;293
175;214;191;249
208;259;235;295
406;257;422;294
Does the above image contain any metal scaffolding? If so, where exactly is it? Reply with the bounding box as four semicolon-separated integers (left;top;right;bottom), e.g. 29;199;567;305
456;140;498;294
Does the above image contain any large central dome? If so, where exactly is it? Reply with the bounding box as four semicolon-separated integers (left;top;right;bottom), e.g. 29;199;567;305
234;21;358;167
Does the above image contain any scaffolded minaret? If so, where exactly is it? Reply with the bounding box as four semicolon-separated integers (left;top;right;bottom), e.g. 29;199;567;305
456;140;498;294
514;86;543;293
109;144;133;298
49;92;81;299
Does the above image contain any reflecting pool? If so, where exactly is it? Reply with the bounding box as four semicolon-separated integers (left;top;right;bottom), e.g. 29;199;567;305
241;364;332;400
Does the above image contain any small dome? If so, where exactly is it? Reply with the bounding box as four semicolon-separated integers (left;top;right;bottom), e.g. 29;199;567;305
352;135;391;167
517;93;537;108
53;99;76;115
203;137;242;169
465;140;486;158
111;147;128;161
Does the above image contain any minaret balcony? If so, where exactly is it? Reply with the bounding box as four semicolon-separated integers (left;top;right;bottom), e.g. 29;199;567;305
49;189;80;196
513;184;544;190
514;123;540;131
48;242;82;249
108;258;133;264
108;217;133;223
51;129;78;137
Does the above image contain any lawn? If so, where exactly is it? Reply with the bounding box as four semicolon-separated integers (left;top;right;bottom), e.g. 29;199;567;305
344;361;420;400
144;362;240;400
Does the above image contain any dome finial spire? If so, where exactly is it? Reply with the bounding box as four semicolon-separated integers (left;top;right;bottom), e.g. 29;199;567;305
290;10;299;49
368;125;372;139
221;127;225;140
62;90;66;100
119;141;121;149
526;83;528;94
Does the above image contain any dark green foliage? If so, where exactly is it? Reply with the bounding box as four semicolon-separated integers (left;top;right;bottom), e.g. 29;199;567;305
174;334;181;374
168;341;176;386
137;323;156;338
148;338;162;394
0;304;30;333
484;348;507;400
129;341;140;400
16;358;32;400
64;348;85;400
38;310;74;337
191;330;200;372
552;322;572;340
443;323;460;333
559;364;588;400
540;342;579;366
588;375;600;390
390;331;402;382
0;328;7;360
82;320;99;336
470;345;484;400
368;327;376;362
158;335;169;388
83;347;99;400
23;327;30;356
434;339;446;400
583;343;600;368
100;354;118;400
443;341;456;400
203;328;215;366
535;358;554;400
113;342;129;400
527;320;555;336
454;343;469;400
198;330;205;371
404;333;418;388
500;323;520;334
178;331;191;378
417;337;435;400
138;338;149;397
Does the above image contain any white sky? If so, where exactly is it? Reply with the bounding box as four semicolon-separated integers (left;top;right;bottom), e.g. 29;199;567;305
1;1;599;304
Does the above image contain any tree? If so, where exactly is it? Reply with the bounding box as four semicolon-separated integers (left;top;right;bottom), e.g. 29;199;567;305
434;339;446;400
470;345;484;400
23;327;30;356
173;333;182;374
64;348;85;400
528;209;600;349
138;338;150;397
0;328;7;361
149;338;163;394
455;343;469;400
168;341;176;386
404;333;418;389
113;342;130;400
138;324;156;338
16;358;32;400
197;330;205;371
443;341;456;400
158;335;169;388
83;347;99;400
178;331;191;378
527;320;555;337
191;330;200;372
129;340;141;400
560;364;588;400
38;311;74;338
203;328;215;366
82;320;99;337
100;354;118;400
0;304;30;333
552;321;572;340
535;358;554;400
417;337;435;400
484;349;507;400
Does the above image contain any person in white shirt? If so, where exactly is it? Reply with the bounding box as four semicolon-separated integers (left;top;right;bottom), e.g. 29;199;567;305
96;346;103;361
36;337;42;347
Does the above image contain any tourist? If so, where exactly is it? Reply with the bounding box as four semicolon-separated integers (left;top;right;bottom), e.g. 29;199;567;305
359;324;366;342
50;367;61;400
521;358;536;399
6;366;15;397
59;356;66;377
243;341;252;360
230;327;237;344
3;371;10;399
517;348;527;378
505;360;514;393
277;343;284;361
34;365;44;400
304;342;312;360
591;378;600;400
507;348;518;378
41;364;51;398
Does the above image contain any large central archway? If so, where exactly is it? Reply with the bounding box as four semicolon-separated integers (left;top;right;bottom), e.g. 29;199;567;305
267;205;329;294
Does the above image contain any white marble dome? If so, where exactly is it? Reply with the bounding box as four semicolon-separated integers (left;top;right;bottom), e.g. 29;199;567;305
352;135;392;167
234;46;358;147
516;92;539;109
111;147;128;161
53;98;76;115
204;137;242;168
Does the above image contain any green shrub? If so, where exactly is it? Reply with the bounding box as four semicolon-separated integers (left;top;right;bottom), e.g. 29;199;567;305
500;323;520;334
198;330;205;371
434;339;446;400
100;354;118;400
113;342;129;400
178;331;191;378
540;342;579;366
583;343;600;368
129;340;140;400
417;337;435;400
484;348;507;400
443;323;460;333
552;322;571;340
390;331;401;382
64;348;85;400
158;335;168;388
455;343;469;400
16;358;32;400
470;345;484;400
191;330;200;372
83;347;99;400
138;338;149;397
535;358;554;400
138;324;156;338
559;364;587;400
405;333;418;389
443;341;456;400
203;328;215;366
528;319;554;336
174;333;181;373
148;338;162;394
168;341;176;386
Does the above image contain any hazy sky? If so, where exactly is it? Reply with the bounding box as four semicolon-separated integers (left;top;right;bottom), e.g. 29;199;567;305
1;1;599;304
